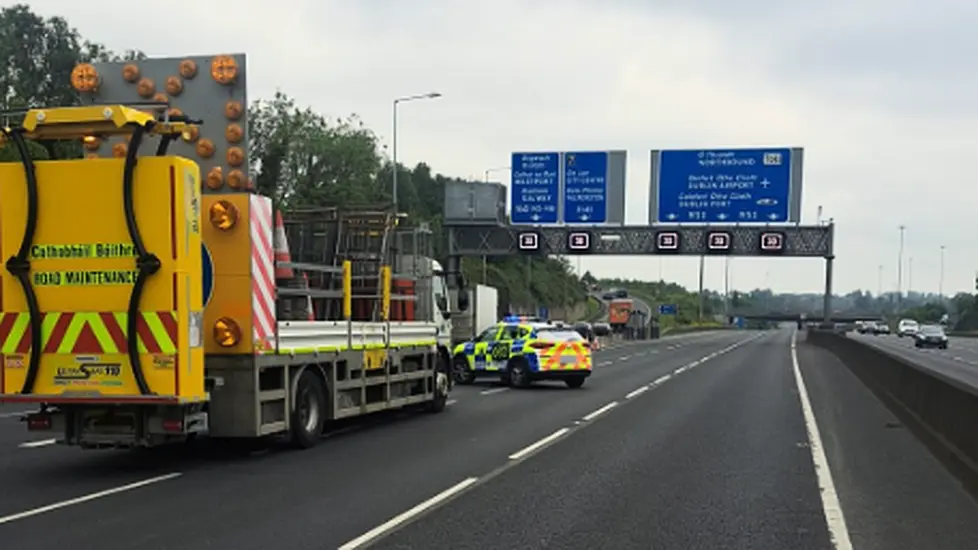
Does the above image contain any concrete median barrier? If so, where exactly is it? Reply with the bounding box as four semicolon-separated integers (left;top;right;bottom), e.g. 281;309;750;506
807;330;978;482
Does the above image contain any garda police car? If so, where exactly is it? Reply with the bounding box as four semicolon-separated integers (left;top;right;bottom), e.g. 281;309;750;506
452;316;592;389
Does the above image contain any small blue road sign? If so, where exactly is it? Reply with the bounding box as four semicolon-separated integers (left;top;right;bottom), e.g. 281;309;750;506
563;151;608;223
511;152;560;224
654;148;796;223
202;243;214;306
658;304;677;315
538;305;549;320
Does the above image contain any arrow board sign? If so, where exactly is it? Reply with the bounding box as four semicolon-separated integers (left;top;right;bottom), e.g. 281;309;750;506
759;232;785;254
655;231;681;254
706;231;732;254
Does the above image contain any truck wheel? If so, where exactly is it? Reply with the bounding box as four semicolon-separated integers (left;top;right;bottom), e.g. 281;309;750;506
507;358;532;389
453;356;475;385
565;376;586;389
426;371;449;413
290;369;327;449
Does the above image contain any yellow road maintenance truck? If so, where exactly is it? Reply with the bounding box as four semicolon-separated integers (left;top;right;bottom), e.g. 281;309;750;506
0;54;459;449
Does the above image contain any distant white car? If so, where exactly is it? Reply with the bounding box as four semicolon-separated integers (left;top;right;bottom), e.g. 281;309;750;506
897;319;919;338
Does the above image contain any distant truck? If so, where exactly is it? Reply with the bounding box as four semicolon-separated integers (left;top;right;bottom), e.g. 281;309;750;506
608;298;633;325
451;284;499;345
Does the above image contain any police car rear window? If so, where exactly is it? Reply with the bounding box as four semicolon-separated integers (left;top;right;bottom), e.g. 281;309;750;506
536;329;585;342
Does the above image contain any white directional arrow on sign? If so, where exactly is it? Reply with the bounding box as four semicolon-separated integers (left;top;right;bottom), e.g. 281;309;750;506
717;213;728;220
531;213;541;221
768;213;779;220
666;213;677;220
580;214;589;221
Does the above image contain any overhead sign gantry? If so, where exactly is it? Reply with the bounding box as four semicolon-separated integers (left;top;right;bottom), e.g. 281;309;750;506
444;146;837;321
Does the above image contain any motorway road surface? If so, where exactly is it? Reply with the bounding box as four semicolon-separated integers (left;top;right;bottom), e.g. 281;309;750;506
850;332;978;389
1;329;976;549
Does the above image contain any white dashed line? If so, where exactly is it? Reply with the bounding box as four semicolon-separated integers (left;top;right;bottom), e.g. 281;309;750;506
479;387;509;396
790;331;853;550
0;473;182;525
338;477;480;549
582;401;618;422
508;428;570;461
18;439;56;448
625;386;650;399
598;361;612;367
446;399;458;406
618;356;630;362
0;410;30;419
652;374;672;386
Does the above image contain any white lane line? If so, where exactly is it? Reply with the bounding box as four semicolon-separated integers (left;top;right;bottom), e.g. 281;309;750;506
446;399;458;406
790;331;853;550
652;374;672;386
0;410;30;419
508;428;570;461
0;473;182;525
598;361;613;367
338;477;479;550
582;401;618;422
479;387;509;396
18;438;56;448
625;386;650;399
618;356;630;362
649;350;659;355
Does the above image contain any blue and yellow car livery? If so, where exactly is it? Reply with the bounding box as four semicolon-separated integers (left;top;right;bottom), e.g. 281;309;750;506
451;320;591;389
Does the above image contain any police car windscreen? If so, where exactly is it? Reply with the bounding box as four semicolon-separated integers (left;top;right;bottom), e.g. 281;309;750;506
536;329;585;342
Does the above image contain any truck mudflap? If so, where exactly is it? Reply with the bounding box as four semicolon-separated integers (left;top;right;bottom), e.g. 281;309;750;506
0;106;206;404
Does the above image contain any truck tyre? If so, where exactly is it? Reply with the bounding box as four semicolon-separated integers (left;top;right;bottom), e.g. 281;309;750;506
290;369;327;449
426;371;449;413
453;355;475;385
507;357;532;389
565;376;586;389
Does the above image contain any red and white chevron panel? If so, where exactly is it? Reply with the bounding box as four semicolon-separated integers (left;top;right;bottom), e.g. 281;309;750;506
249;194;276;352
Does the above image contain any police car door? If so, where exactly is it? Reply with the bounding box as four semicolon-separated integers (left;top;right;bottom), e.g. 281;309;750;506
490;325;521;370
473;325;501;371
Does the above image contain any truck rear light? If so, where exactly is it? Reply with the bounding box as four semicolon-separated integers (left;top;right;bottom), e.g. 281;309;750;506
530;342;553;350
162;419;183;433
27;415;52;431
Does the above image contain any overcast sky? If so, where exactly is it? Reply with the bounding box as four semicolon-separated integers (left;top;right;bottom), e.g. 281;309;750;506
32;0;978;295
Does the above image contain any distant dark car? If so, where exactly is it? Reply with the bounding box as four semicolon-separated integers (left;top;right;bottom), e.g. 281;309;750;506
614;289;628;298
601;293;615;301
592;322;612;337
914;325;948;349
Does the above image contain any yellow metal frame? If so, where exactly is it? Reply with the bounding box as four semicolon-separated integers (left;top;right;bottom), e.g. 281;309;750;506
11;104;189;140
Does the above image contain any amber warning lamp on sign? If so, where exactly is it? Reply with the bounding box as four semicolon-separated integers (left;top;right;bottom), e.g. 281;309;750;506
655;231;680;254
759;232;785;254
706;231;732;254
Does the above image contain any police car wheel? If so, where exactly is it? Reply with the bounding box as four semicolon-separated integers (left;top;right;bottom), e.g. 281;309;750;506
508;358;531;388
565;376;586;389
453;356;475;385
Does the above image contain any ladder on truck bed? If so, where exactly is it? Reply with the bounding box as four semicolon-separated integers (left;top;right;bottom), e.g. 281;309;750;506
280;206;397;322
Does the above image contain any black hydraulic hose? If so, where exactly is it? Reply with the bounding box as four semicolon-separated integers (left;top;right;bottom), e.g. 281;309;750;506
122;123;158;395
155;134;176;156
1;128;42;394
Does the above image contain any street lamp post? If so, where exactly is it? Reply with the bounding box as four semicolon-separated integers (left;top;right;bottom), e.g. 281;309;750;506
392;92;442;213
939;245;946;298
897;225;906;310
484;166;510;183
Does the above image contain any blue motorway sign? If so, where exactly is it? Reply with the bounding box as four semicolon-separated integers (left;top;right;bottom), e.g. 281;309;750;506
563;152;608;223
538;305;549;320
655;148;795;223
658;304;677;315
511;152;560;224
